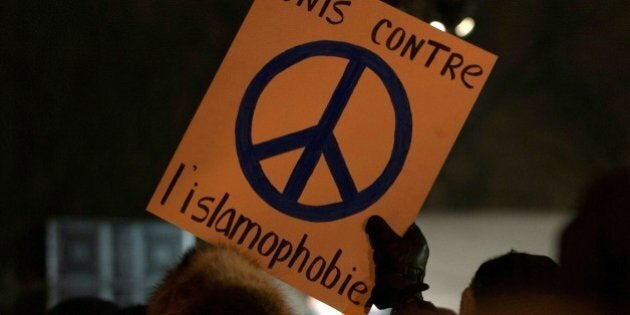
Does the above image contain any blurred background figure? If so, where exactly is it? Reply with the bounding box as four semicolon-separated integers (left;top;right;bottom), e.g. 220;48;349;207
560;168;630;314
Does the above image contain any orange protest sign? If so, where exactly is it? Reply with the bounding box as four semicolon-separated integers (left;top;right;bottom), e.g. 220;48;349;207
147;0;496;313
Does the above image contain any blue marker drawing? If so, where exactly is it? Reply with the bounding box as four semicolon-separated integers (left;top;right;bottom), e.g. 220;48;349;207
236;40;412;222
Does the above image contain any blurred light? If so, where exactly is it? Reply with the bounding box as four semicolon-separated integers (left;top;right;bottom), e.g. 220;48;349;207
308;298;341;315
455;17;475;37
369;306;391;314
429;21;446;32
307;298;391;314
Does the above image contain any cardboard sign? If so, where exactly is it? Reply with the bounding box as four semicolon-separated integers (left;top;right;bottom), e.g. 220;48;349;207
147;0;496;313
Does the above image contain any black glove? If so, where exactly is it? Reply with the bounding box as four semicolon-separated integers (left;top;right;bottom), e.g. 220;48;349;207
365;215;430;309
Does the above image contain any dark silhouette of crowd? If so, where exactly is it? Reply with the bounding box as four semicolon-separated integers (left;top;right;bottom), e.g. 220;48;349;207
413;168;629;315
41;168;629;314
364;168;630;315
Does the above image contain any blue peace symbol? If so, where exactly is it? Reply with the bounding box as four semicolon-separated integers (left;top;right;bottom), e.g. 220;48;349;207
236;40;412;222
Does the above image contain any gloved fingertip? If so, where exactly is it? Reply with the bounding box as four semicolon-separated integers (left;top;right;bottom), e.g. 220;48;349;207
365;215;387;234
402;223;420;238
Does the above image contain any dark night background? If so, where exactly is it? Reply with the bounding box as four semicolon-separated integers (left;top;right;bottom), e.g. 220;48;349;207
1;0;628;313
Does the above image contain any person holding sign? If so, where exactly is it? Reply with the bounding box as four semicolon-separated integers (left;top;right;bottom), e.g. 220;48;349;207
125;216;447;315
146;0;497;312
143;216;450;315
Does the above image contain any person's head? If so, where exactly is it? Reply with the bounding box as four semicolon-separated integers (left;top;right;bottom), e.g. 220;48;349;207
147;244;291;315
460;251;561;315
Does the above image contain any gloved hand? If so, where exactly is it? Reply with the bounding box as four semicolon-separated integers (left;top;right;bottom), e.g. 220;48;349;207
365;215;430;310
